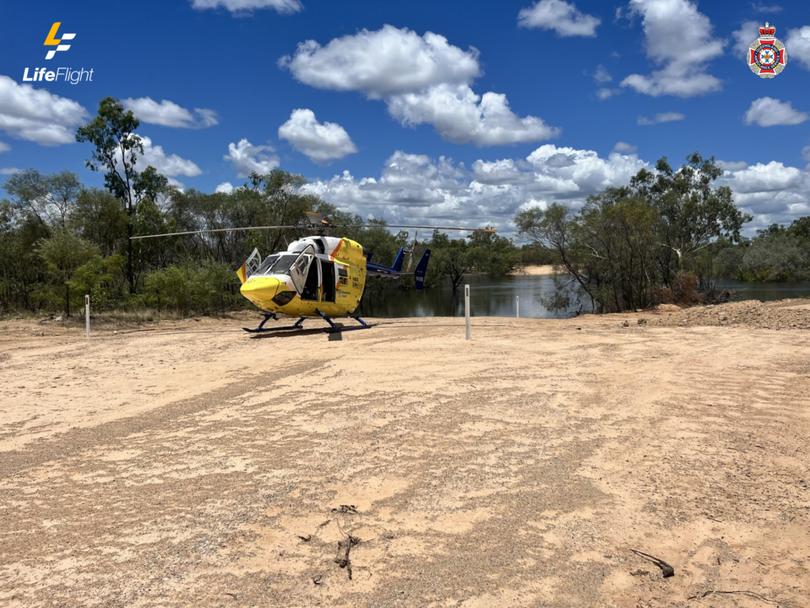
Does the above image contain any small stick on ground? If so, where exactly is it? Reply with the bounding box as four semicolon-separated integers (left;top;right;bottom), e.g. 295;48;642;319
688;590;778;604
331;504;358;514
630;548;675;578
334;534;360;580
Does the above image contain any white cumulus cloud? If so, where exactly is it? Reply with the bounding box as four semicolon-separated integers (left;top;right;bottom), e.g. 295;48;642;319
0;75;87;145
387;84;559;146
281;25;556;146
744;97;808;127
593;65;612;83
134;136;202;178
281;25;480;98
722;161;802;193
517;0;600;37
299;145;646;232
637;112;685;125
109;136;201;189
299;146;810;233
225;138;279;177
613;141;637;153
720;161;810;227
215;181;235;194
190;0;301;14
785;26;810;70
732;21;760;62
621;0;724;97
278;108;357;162
122;97;218;128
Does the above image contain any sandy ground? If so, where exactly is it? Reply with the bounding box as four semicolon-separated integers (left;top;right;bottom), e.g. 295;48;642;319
1;303;809;608
510;264;560;276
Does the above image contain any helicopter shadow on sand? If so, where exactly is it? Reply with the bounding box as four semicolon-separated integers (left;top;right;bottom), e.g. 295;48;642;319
248;323;375;341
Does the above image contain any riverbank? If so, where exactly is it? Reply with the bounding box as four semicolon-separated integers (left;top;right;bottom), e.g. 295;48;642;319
1;302;808;607
510;264;561;276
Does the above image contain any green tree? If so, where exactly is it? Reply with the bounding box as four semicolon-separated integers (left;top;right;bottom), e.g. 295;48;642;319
467;230;519;276
741;231;809;281
628;154;749;283
70;188;128;256
38;230;100;316
516;154;752;312
47;172;82;228
0;194;51;311
4;169;81;228
429;231;471;293
4;169;51;226
76;97;170;293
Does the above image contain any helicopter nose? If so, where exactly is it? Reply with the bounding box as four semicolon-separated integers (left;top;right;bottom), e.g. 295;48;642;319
240;276;283;308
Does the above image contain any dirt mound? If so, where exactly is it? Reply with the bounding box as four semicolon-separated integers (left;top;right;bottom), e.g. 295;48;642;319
651;298;810;330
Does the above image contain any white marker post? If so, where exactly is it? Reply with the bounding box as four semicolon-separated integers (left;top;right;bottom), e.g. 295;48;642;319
85;294;90;337
516;295;520;318
464;284;471;340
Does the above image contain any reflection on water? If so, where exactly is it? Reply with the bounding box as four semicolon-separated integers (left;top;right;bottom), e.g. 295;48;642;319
719;280;810;301
365;274;583;319
364;274;810;319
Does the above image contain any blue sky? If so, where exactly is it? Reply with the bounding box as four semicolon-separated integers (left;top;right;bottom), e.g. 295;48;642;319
1;0;810;232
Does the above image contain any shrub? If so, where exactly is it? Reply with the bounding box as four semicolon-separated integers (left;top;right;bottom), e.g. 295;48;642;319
141;261;244;314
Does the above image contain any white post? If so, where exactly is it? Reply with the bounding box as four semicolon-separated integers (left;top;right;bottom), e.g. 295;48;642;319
516;295;520;318
464;284;471;340
85;294;90;337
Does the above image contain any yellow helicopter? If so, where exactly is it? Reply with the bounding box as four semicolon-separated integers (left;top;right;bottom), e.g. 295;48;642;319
133;215;495;334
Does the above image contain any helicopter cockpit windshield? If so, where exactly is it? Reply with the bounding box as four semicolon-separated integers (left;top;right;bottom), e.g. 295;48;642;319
251;245;315;296
255;254;280;275
255;252;305;276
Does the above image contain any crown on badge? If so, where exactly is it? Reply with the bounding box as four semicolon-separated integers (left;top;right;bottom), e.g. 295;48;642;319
759;22;776;36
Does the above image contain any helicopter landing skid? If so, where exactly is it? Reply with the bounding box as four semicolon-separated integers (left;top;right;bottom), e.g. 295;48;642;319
315;309;373;333
242;313;306;333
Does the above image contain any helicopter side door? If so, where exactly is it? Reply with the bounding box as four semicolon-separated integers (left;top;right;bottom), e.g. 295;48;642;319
321;259;336;302
301;257;320;301
288;245;314;295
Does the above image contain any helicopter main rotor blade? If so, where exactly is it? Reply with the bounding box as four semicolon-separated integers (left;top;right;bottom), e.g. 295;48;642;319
355;224;495;232
130;225;301;240
130;223;495;240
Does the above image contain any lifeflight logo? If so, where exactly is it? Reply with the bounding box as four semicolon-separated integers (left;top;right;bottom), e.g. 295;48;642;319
44;22;76;60
22;22;93;85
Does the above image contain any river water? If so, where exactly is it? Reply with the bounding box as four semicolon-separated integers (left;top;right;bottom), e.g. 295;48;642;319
366;274;810;319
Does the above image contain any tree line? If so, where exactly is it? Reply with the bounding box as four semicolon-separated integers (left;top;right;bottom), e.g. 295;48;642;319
0;98;522;317
1;97;808;318
516;154;810;312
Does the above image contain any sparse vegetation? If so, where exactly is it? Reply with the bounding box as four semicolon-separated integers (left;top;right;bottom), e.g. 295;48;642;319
2;99;808;317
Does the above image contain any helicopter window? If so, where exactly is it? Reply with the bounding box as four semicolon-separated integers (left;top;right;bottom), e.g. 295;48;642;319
292;254;309;276
267;254;299;275
286;245;312;292
255;254;280;275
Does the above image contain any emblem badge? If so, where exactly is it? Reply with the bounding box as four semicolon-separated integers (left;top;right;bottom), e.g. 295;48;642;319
748;22;787;78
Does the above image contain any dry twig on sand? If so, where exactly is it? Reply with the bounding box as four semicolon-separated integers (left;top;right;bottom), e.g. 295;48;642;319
688;589;779;604
334;534;360;580
630;548;675;578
